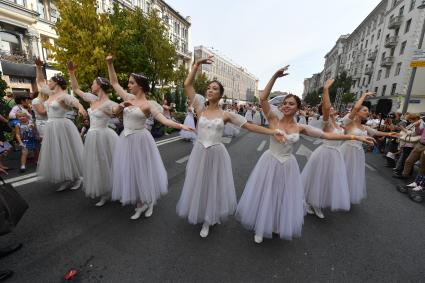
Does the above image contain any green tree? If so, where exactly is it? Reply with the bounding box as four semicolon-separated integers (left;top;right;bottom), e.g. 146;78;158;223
47;0;113;89
341;93;355;105
193;73;209;95
328;71;353;103
304;90;321;106
173;64;188;112
109;5;176;98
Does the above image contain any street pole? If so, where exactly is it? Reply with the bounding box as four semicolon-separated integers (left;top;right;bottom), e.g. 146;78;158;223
402;2;425;114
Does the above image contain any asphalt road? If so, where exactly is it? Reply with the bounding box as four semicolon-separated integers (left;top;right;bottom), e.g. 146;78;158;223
1;131;424;282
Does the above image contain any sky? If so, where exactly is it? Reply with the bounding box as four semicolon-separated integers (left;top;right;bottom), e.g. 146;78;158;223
166;0;382;95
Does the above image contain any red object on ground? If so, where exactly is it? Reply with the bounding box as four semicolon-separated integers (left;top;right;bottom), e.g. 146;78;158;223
64;269;78;280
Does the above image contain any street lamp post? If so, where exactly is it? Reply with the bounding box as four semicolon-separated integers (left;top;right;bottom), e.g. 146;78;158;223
402;0;425;114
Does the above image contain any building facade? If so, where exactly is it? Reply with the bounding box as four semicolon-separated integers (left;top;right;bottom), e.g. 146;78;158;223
99;0;192;68
303;0;425;113
193;45;258;102
0;0;58;94
0;0;191;95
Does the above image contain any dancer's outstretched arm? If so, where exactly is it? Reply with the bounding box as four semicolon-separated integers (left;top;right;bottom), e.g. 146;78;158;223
321;79;334;122
106;55;128;100
299;124;376;145
67;61;86;99
184;56;213;107
348;91;376;120
259;66;289;118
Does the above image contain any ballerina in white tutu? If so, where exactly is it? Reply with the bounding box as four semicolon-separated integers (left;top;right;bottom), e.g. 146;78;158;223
180;104;197;142
235;67;375;244
32;66;49;139
177;56;285;238
68;61;118;207
106;55;194;220
35;58;87;192
301;79;350;219
340;92;399;204
252;106;262;125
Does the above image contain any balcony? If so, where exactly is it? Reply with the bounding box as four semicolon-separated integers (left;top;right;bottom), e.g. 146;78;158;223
352;73;361;80
0;50;33;64
380;56;394;68
367;50;377;61
364;66;374;75
384;36;399;48
388;16;403;29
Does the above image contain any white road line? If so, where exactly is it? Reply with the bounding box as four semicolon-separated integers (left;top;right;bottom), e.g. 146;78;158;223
156;136;183;146
301;135;315;142
176;155;190;164
222;137;232;144
12;177;40;187
257;140;267;152
365;163;377;172
3;172;37;183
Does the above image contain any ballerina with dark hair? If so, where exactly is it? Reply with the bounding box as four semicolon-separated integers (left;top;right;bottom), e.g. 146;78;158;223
340;91;399;204
106;55;195;219
235;67;376;244
35;58;88;192
301;79;350;219
68;61;119;207
176;56;286;238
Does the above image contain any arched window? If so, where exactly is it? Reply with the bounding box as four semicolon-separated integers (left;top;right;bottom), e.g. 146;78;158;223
0;31;20;55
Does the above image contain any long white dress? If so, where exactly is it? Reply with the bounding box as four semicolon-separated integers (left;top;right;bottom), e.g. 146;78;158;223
180;107;197;141
37;94;84;183
339;115;377;204
301;121;350;211
80;93;118;199
236;111;324;240
111;94;167;206
31;97;48;138
176;94;247;225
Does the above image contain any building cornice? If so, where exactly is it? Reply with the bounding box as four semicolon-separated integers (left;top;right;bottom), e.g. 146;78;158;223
347;0;388;40
0;0;39;19
157;0;190;26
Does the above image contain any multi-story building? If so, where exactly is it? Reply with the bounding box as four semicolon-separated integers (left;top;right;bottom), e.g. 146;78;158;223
303;72;323;98
0;0;58;94
0;0;191;95
303;0;425;113
193;45;258;102
99;0;192;69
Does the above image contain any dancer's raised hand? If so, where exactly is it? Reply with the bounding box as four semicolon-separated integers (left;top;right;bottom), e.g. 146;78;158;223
274;66;290;78
106;54;114;64
34;57;43;66
195;55;214;66
67;61;77;74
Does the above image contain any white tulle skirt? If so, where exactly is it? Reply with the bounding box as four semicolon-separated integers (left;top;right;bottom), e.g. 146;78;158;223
180;113;197;141
223;123;240;137
176;142;237;225
83;128;118;199
37;118;84;183
235;151;305;240
111;129;168;205
340;143;366;204
301;145;350;211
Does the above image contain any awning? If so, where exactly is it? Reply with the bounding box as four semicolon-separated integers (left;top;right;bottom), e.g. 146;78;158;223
0;60;36;78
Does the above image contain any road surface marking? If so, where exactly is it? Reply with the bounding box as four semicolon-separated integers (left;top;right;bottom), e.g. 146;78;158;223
222;137;232;144
257;140;267;151
176;155;191;164
365;163;377;172
12;177;40;188
4;172;37;183
296;144;312;158
156;136;183;146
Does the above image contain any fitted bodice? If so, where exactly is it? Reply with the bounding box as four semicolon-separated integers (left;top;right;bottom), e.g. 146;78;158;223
122;107;147;136
45;100;70;119
344;127;367;149
268;132;299;163
197;116;224;148
323;127;345;147
88;108;110;130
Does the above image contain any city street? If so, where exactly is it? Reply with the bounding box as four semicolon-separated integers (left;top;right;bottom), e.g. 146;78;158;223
1;131;424;282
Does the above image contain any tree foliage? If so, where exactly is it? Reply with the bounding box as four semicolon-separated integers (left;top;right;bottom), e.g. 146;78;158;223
193;73;209;95
304;90;321;106
48;0;178;100
328;71;353;103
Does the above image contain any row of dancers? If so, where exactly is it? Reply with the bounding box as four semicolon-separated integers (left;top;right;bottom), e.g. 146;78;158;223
34;55;397;244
